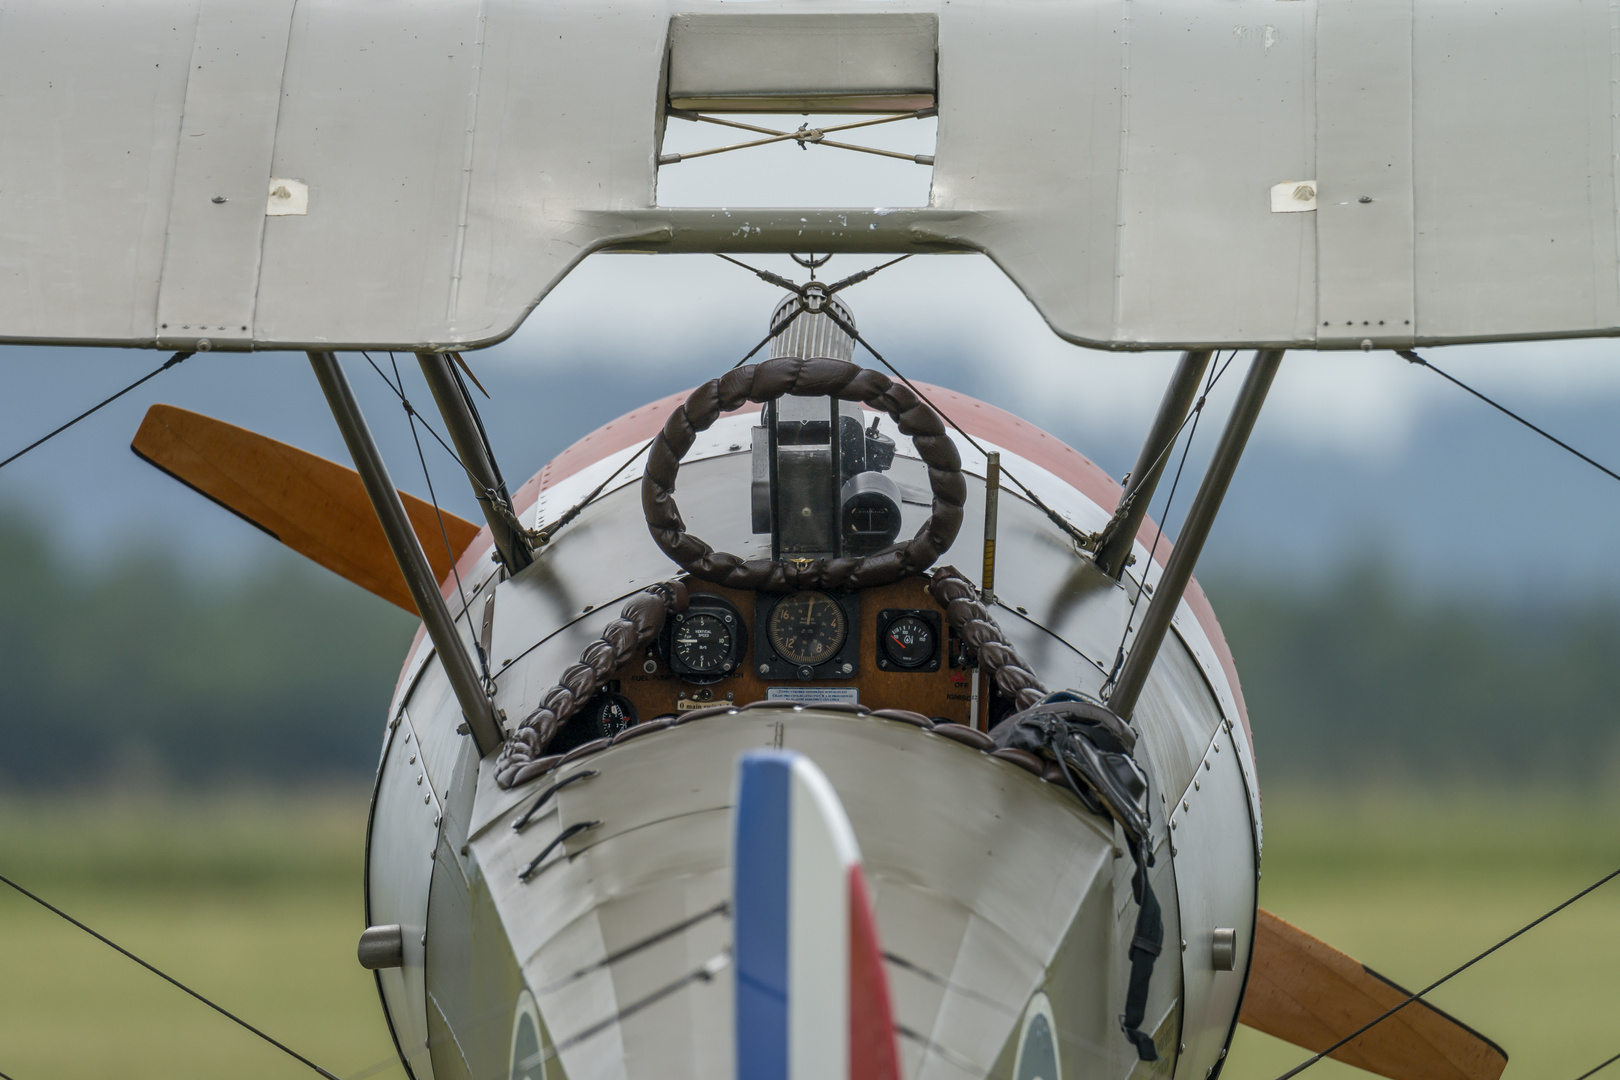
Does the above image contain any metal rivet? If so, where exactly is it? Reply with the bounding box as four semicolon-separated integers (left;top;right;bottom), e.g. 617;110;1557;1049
1358;195;1373;203
212;195;226;203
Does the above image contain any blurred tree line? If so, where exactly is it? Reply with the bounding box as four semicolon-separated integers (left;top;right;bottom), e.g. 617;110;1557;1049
3;505;1618;790
0;511;414;789
1208;562;1620;787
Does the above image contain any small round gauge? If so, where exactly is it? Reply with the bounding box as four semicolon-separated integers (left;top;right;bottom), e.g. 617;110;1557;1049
768;591;849;667
881;615;937;669
591;692;638;738
671;612;734;675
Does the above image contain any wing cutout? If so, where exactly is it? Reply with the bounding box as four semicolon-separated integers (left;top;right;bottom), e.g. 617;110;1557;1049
132;404;480;614
1240;908;1507;1080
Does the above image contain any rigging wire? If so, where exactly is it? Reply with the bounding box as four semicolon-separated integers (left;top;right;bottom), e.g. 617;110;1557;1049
383;353;492;683
528;297;813;548
1269;863;1620;1080
0;350;191;473
1101;350;1238;697
815;302;1103;552
359;353;478;480
1574;1049;1620;1080
0;871;344;1080
1399;349;1620;486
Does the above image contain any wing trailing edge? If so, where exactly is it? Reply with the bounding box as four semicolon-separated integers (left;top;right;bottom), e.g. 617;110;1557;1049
131;404;479;614
1241;908;1507;1080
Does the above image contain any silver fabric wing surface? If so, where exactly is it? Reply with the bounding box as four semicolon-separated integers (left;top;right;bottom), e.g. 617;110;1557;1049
1;0;1614;353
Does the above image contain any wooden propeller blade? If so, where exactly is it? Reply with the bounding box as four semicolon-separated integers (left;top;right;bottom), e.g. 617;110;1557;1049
1241;908;1507;1080
132;404;481;615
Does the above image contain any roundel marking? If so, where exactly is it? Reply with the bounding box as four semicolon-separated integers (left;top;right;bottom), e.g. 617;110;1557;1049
1012;991;1061;1080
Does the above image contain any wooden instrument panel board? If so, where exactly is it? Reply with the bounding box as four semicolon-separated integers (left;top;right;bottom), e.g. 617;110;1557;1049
620;576;975;724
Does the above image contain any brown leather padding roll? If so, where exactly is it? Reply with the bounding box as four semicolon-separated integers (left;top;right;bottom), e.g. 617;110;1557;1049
641;357;967;592
495;581;689;788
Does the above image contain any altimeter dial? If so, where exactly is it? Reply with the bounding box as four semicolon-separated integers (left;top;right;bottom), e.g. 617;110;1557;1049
767;591;849;667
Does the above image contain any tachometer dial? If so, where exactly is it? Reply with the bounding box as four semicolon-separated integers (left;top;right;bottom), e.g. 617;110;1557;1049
881;614;936;669
671;612;733;674
767;591;848;667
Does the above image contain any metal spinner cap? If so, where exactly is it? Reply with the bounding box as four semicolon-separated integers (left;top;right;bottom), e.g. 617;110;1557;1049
768;286;856;363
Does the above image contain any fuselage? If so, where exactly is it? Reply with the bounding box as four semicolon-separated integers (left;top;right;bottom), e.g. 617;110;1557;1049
365;384;1261;1080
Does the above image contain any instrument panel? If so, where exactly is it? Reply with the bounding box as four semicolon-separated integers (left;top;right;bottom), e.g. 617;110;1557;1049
620;576;976;724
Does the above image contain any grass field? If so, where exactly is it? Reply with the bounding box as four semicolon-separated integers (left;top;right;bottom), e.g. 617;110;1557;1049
0;787;1615;1080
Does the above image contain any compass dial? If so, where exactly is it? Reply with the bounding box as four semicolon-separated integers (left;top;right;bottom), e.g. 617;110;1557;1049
671;612;732;674
881;614;937;669
767;591;848;667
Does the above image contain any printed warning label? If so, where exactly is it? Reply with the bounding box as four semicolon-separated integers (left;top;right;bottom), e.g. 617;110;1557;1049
765;686;860;706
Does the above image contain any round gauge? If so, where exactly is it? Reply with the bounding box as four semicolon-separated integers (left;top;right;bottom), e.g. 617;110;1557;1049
591;692;638;738
768;591;849;667
881;615;937;669
671;612;733;674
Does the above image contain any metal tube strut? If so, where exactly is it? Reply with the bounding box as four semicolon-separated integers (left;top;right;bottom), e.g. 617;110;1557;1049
416;351;534;572
1106;349;1284;721
1095;350;1213;579
308;350;504;755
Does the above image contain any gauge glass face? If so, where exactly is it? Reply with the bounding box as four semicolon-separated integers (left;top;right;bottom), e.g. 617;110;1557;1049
672;612;732;674
881;615;936;669
594;693;637;737
768;591;848;667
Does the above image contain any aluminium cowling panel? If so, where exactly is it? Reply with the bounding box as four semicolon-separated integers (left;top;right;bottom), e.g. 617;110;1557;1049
369;705;445;1080
1168;723;1259;1080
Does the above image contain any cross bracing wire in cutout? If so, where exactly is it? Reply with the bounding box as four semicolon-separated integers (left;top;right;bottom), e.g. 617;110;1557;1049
659;107;937;166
